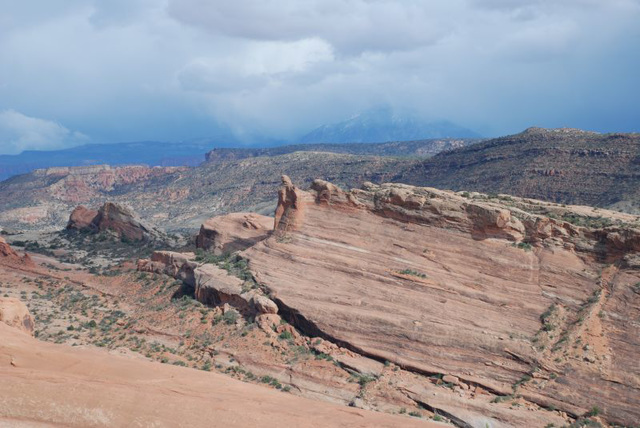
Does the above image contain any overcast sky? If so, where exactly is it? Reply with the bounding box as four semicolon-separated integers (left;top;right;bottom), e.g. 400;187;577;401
0;0;639;154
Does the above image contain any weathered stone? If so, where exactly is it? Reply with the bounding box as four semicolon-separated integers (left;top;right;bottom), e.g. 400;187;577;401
0;298;34;335
196;213;272;255
67;202;162;241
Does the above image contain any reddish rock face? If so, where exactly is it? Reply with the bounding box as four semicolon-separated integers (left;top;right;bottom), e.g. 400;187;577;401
94;202;150;241
0;237;34;268
242;178;640;427
0;236;17;258
66;202;160;242
66;205;99;231
196;213;272;255
137;250;278;316
0;297;34;335
274;175;304;234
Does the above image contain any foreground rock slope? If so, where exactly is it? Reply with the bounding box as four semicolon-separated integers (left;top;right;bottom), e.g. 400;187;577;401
239;176;640;426
0;322;430;427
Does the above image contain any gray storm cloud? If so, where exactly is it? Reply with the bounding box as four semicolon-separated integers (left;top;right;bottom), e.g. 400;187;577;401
0;0;638;153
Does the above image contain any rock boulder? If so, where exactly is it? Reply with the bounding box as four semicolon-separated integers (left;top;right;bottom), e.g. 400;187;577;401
67;202;161;242
196;213;272;255
0;297;34;335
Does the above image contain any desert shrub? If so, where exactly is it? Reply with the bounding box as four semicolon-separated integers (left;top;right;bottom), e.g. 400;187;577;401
223;310;238;325
512;242;532;251
397;269;427;278
279;330;293;340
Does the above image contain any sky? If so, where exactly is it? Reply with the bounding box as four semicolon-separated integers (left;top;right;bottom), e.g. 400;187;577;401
0;0;639;154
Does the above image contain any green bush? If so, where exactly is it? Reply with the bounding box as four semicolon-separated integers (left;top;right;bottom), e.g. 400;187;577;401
279;330;293;340
397;269;427;279
223;310;238;325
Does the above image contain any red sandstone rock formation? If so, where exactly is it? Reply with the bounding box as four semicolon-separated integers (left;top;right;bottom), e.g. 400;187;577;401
0;298;34;335
240;178;640;427
66;205;99;231
274;175;304;233
67;202;161;241
196;213;272;255
138;251;278;315
0;237;34;268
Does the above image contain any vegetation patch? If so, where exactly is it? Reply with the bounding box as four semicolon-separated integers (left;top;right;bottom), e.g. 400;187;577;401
512;242;533;252
396;269;427;279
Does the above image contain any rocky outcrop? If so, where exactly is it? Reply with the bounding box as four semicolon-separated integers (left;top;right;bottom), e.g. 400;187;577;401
0;237;18;259
241;178;640;427
0;237;34;267
67;202;162;241
137;251;198;285
66;205;99;231
196;213;272;255
274;175;305;233
137;251;278;315
0;298;34;335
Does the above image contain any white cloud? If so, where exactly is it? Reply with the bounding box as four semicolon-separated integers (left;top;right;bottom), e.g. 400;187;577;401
178;38;334;93
167;0;452;55
0;0;638;145
0;110;88;154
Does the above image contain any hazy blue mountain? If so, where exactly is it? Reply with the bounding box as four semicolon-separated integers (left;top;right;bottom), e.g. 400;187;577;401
298;106;480;144
0;141;223;181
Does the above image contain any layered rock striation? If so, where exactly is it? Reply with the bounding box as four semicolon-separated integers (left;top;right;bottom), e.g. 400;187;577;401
240;176;640;426
137;251;278;316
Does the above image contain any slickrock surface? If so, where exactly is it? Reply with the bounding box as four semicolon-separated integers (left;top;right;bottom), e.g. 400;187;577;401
67;202;162;241
196;213;273;254
0;322;431;428
243;176;640;426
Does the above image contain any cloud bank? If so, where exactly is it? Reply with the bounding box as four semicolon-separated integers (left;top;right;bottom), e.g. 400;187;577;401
0;109;88;154
0;0;638;153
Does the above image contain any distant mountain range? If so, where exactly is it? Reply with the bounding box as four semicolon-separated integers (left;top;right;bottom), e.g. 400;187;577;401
298;106;480;143
0;141;218;181
0;107;479;181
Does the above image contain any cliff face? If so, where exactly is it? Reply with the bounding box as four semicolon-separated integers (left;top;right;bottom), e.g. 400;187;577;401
242;177;640;426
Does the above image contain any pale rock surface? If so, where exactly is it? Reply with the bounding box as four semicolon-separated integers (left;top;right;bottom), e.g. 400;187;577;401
196;212;272;254
138;251;278;315
242;177;640;426
0;322;431;428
